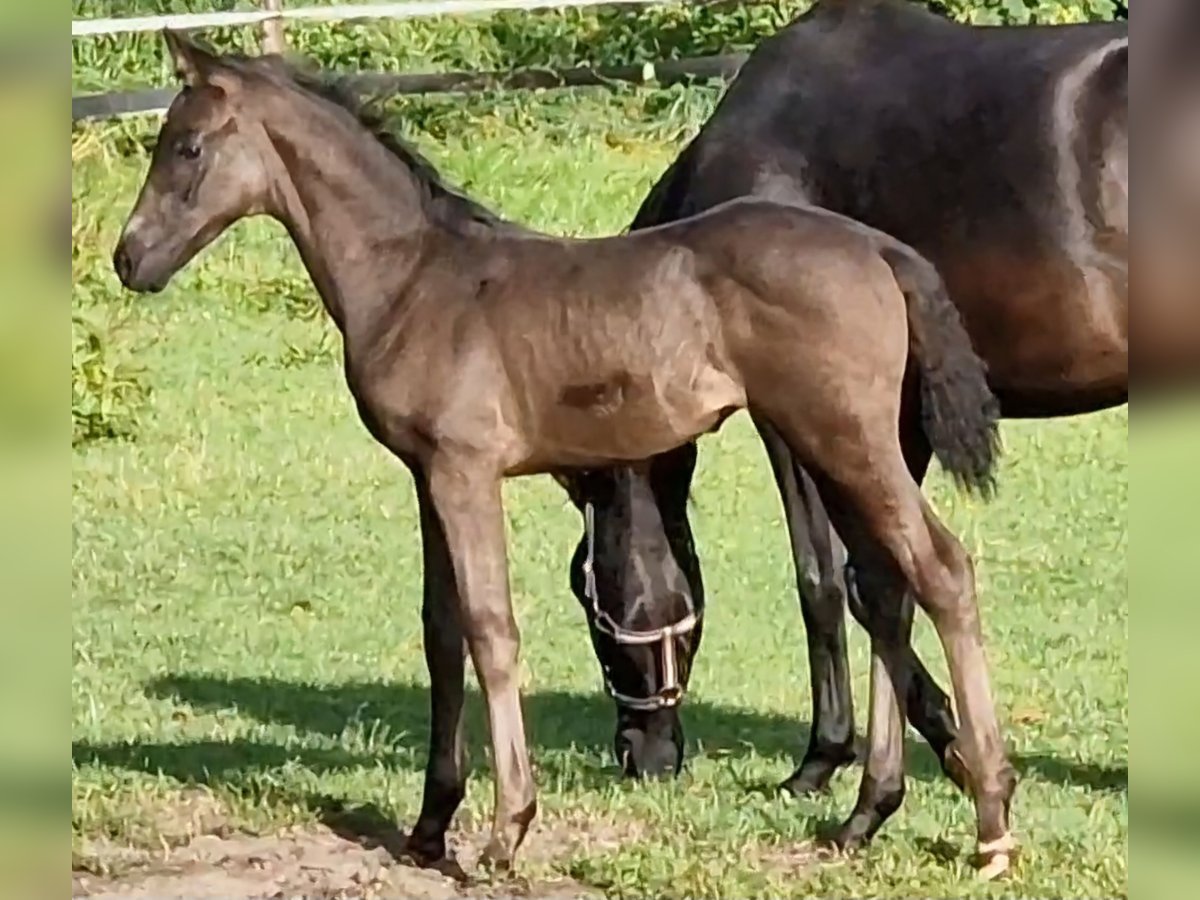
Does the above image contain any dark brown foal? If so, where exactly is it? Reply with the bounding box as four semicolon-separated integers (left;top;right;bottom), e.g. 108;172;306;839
113;32;1014;877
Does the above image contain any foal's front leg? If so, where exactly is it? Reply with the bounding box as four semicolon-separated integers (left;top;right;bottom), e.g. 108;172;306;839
405;478;469;866
426;459;536;869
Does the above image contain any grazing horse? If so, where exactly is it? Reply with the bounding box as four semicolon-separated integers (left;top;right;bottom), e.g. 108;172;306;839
113;30;1015;876
571;0;1151;837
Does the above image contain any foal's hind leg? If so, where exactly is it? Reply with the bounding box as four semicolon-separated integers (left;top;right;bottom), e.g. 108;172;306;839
755;417;857;795
911;503;1018;876
760;414;963;795
843;565;964;792
764;416;1014;874
829;468;1016;874
842;434;963;791
833;533;917;850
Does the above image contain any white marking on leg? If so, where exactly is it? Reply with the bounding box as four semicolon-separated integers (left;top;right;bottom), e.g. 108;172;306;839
976;831;1016;880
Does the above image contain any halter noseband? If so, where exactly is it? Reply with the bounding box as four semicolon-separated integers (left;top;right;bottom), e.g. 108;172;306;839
581;501;701;712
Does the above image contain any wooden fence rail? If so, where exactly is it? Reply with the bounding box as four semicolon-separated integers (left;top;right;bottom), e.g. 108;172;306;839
72;53;745;120
71;0;745;121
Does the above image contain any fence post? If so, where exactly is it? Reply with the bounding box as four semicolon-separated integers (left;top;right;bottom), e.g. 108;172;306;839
261;0;286;54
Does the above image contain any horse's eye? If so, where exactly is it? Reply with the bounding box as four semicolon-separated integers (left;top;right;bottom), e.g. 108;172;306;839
177;142;201;161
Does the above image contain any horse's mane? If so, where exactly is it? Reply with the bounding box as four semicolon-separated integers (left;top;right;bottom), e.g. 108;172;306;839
225;52;509;231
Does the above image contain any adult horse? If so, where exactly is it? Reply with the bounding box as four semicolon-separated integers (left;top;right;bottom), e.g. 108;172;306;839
570;0;1155;842
113;31;1013;874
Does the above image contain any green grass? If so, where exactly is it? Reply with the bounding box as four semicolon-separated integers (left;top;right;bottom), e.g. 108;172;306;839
71;107;1128;898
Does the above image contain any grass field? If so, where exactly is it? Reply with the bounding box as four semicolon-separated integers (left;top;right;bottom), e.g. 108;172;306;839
71;100;1128;898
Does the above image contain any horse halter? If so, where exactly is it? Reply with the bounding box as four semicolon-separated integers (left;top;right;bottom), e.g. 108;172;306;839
581;501;701;712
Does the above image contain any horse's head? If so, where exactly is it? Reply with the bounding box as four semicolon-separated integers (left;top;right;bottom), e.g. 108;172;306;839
113;30;287;294
559;445;704;778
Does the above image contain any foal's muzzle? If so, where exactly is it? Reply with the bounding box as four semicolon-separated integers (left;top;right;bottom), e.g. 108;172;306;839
113;234;167;293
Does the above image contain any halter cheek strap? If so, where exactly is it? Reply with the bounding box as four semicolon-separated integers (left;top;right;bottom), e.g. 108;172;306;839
582;501;701;712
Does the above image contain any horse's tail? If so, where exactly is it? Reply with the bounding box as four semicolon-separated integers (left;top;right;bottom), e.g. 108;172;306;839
879;244;1002;498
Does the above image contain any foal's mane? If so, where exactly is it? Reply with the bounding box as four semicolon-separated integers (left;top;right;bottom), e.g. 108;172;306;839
226;53;510;232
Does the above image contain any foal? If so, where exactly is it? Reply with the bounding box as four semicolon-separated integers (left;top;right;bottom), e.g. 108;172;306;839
114;32;1013;877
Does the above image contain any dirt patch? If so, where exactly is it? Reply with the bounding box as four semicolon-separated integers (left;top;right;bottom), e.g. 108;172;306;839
72;806;641;900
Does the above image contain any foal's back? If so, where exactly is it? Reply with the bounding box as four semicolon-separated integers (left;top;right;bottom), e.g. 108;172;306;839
358;198;908;474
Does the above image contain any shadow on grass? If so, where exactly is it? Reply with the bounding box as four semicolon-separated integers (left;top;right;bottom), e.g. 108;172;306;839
309;794;472;881
1014;753;1128;793
71;672;1126;799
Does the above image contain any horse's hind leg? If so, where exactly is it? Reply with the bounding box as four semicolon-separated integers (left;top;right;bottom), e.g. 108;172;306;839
755;417;857;795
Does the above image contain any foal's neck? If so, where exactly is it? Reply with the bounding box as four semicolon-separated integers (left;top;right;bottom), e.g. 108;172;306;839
262;93;444;337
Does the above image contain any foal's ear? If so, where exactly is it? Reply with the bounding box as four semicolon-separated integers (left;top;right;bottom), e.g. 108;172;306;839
162;28;238;93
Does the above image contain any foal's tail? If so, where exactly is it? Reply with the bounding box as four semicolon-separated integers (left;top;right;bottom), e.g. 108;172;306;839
879;244;1002;498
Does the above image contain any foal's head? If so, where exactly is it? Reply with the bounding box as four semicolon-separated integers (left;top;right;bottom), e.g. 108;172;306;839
114;30;502;299
562;447;705;778
112;31;284;293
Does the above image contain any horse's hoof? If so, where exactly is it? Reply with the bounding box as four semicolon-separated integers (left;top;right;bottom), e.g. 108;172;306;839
479;839;513;873
974;833;1017;881
851;735;868;764
779;769;833;797
833;831;867;855
779;747;857;797
401;834;446;869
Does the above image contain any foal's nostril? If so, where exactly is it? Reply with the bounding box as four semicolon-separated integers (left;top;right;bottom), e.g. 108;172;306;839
113;241;133;285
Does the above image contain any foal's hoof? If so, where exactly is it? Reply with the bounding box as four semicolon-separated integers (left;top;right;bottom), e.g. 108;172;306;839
973;833;1017;881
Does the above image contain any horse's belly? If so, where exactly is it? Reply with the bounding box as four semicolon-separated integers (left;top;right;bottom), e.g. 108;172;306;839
942;249;1128;407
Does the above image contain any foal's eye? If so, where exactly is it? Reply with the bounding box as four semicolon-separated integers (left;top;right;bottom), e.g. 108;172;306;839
177;142;201;161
